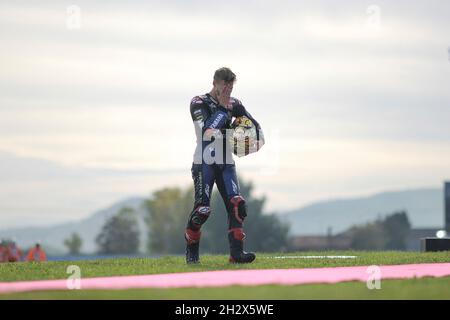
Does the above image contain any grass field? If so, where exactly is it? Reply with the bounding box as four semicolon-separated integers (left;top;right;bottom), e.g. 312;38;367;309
1;251;450;299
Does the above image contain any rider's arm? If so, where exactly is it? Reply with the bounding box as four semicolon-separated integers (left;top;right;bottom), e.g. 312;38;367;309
190;96;209;128
191;96;229;140
232;99;264;144
204;105;229;130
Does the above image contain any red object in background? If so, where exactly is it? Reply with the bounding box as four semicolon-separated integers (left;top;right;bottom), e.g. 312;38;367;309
7;244;23;262
0;246;7;263
26;245;47;262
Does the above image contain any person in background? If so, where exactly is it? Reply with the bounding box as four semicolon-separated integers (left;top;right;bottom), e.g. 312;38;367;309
7;242;22;262
26;243;47;262
0;242;6;263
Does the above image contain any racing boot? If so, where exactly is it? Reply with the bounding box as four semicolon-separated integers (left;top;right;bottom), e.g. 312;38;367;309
185;228;201;264
228;228;256;263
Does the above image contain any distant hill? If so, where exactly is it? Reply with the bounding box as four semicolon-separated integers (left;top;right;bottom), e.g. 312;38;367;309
280;188;444;235
1;187;445;253
0;197;148;254
279;188;444;236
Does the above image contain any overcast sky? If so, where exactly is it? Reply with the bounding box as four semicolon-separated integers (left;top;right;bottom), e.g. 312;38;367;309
1;0;450;228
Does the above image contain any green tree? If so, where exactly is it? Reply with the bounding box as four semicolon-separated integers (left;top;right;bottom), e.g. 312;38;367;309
348;211;411;250
349;220;386;250
382;211;411;250
144;179;290;254
96;207;140;254
144;187;192;254
63;233;83;255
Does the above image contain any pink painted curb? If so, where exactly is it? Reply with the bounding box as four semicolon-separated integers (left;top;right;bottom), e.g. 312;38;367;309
1;263;450;294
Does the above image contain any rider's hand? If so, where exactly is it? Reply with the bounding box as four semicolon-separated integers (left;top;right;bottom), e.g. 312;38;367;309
217;84;232;109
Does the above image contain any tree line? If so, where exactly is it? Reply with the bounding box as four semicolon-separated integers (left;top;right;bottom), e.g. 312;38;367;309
346;211;411;250
64;179;291;255
64;183;413;255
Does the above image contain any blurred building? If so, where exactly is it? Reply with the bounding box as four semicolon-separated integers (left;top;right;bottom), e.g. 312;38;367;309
405;228;440;251
290;229;442;252
289;235;351;251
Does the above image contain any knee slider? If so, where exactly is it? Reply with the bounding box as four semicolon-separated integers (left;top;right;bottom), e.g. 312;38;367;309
189;206;211;228
229;195;247;223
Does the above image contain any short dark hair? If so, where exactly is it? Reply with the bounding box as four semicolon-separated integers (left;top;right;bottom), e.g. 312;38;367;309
214;67;236;83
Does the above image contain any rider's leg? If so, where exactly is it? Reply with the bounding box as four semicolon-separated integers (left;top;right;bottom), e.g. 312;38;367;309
215;164;256;263
185;163;215;263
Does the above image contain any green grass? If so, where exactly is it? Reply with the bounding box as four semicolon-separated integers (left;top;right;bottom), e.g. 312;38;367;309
1;251;449;299
2;277;450;300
